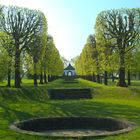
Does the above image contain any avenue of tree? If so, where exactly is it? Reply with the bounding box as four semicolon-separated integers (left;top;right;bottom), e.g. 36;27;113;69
0;5;63;88
1;6;140;88
75;8;140;87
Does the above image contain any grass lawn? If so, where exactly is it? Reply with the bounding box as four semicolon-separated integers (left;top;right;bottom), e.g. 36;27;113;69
0;78;140;139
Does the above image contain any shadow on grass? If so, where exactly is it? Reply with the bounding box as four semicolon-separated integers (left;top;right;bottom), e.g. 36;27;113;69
49;100;140;123
0;100;139;140
0;102;34;123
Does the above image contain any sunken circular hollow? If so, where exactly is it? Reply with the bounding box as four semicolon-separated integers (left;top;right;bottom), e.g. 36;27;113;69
10;117;136;138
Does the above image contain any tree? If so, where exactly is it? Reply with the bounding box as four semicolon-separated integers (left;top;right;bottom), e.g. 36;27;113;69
0;6;43;87
37;13;47;84
95;26;118;85
75;55;83;75
75;35;101;82
95;9;140;87
130;47;140;80
0;33;14;86
87;35;101;82
27;13;47;86
44;35;63;80
27;34;43;86
0;45;8;81
50;47;64;76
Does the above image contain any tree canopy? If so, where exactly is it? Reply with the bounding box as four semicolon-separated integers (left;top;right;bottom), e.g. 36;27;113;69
0;5;63;87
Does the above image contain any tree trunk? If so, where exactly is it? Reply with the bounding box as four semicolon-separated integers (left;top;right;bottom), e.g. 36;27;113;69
39;74;43;84
104;71;108;85
127;70;131;86
33;63;38;86
100;76;103;84
44;72;47;84
139;73;140;80
34;73;38;86
48;75;51;82
39;66;44;84
7;60;11;87
117;67;127;87
20;78;22;84
117;50;127;87
51;75;55;81
7;68;11;87
89;75;92;81
97;74;100;83
112;72;115;82
92;73;96;82
14;48;21;88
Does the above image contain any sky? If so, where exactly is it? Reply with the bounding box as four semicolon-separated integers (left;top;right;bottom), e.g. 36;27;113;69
0;0;140;60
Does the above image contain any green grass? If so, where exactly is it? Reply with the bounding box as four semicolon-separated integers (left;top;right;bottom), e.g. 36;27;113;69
0;79;45;87
0;78;140;139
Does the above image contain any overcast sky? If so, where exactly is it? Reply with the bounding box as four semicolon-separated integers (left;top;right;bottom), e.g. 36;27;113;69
0;0;140;60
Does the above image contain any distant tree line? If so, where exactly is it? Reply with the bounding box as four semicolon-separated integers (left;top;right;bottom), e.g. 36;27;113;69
0;5;63;88
75;8;140;87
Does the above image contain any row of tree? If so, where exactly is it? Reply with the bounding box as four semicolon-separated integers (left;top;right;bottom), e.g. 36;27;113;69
0;5;63;87
75;8;140;87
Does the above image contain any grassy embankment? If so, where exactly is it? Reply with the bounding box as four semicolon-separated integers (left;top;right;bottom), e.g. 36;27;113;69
0;78;140;140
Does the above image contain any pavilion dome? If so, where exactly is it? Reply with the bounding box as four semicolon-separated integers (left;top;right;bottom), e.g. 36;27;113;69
64;63;75;70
